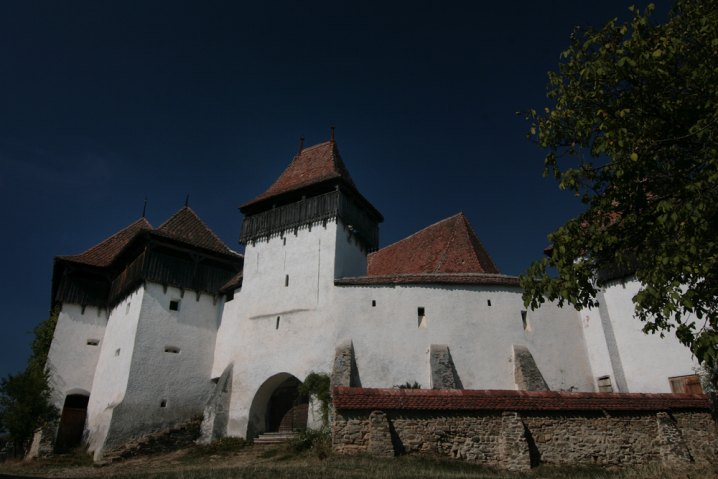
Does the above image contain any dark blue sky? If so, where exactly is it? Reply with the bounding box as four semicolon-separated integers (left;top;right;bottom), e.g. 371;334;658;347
0;1;654;377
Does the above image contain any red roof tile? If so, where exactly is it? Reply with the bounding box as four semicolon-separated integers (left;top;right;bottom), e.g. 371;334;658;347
335;273;519;287
58;218;152;267
333;387;711;412
59;207;240;268
242;140;356;208
153;206;239;257
220;270;244;293
367;213;499;276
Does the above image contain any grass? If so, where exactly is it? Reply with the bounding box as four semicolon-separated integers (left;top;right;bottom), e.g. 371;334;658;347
1;441;715;479
76;455;716;479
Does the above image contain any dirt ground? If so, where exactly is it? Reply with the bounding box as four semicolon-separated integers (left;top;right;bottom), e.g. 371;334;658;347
0;445;287;478
1;445;717;479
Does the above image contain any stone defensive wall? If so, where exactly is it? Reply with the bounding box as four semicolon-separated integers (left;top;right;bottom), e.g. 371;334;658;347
332;387;717;471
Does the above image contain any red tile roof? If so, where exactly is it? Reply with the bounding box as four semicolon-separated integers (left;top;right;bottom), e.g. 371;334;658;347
58;207;240;268
335;273;519;287
153;206;238;257
220;270;244;293
333;387;711;412
242;140;356;208
367;213;499;276
57;218;153;267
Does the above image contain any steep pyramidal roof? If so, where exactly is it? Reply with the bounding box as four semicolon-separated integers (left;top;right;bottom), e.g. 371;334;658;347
153;206;237;256
367;213;499;276
58;218;153;267
242;140;356;208
59;207;239;268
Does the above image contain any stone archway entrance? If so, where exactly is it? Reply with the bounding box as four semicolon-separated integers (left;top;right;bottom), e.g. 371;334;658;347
267;376;308;432
248;373;309;439
55;393;89;452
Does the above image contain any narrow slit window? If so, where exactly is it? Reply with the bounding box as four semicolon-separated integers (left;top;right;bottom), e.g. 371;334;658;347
521;311;528;331
115;348;121;356
283;237;286;246
87;339;100;346
597;375;613;392
276;316;280;330
418;307;427;328
169;300;180;311
487;299;492;307
160;399;167;408
126;302;131;314
164;346;180;354
285;275;289;287
372;300;376;307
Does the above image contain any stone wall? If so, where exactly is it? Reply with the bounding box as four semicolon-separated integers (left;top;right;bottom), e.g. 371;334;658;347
332;387;717;471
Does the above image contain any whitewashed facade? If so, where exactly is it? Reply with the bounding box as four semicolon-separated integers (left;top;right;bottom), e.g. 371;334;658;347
42;139;701;459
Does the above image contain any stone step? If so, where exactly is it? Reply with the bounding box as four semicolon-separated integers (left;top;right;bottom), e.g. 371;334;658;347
254;431;297;445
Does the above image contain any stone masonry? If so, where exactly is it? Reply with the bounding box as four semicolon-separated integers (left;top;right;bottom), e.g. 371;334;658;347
513;345;549;392
429;344;463;389
331;340;361;388
332;387;717;470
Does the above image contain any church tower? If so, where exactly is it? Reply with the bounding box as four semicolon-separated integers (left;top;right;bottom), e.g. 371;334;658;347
210;135;382;440
237;135;383;315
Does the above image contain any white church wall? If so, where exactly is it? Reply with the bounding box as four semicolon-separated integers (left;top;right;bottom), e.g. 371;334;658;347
331;284;595;392
333;221;368;279
101;283;220;451
85;288;145;459
213;219;356;438
600;278;699;393
238;221;338;318
46;303;107;408
578;303;617;391
224;310;335;438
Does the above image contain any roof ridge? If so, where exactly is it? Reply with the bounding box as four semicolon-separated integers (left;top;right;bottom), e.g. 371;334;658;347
155;206;237;256
298;140;332;153
57;217;153;267
241;139;358;209
460;214;500;273
432;214;461;273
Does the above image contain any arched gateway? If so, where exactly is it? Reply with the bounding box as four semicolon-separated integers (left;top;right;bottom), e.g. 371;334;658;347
55;392;90;452
247;373;308;439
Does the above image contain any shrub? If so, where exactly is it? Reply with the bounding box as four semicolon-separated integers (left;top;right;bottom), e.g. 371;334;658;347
289;428;331;459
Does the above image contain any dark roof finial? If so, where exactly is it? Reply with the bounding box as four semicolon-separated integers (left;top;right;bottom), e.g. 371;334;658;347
298;136;305;154
184;193;190;208
142;196;148;218
330;126;335;143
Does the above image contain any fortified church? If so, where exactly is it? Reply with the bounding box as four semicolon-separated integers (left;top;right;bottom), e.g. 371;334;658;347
43;135;703;460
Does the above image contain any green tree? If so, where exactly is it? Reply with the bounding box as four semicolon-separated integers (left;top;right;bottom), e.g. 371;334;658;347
522;1;718;372
0;308;60;454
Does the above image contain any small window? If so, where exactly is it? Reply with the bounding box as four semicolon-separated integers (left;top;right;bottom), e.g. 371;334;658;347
521;311;528;331
169;300;180;311
164;346;180;354
285;275;289;287
115;348;121;356
418;307;427;328
87;339;100;346
372;300;376;307
669;374;703;394
487;299;492;307
276;316;280;330
160;399;167;408
283;237;286;246
597;375;613;392
126;302;131;314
